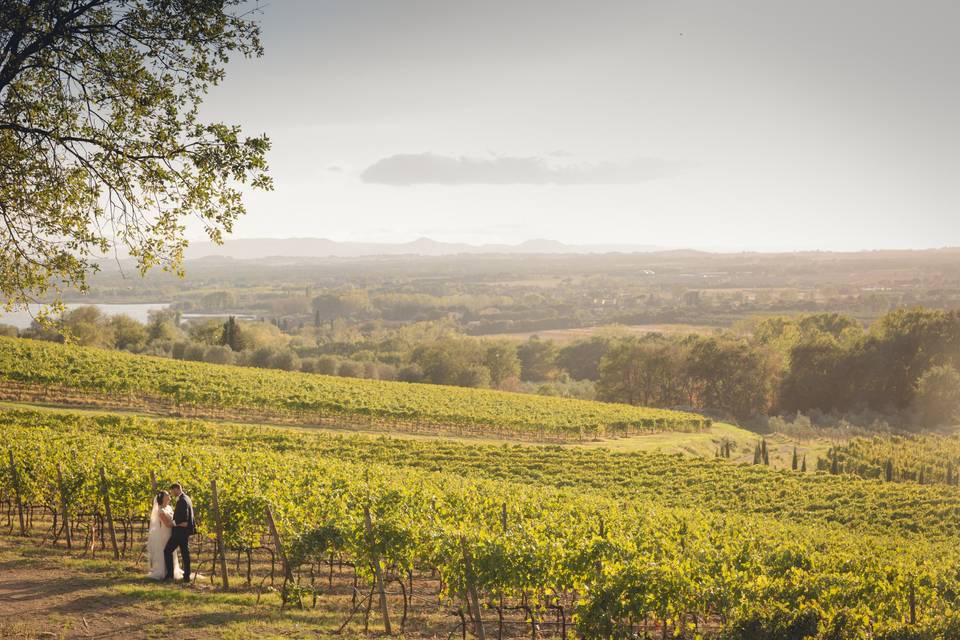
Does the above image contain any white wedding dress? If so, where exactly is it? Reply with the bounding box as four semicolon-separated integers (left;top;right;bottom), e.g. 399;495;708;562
147;503;183;580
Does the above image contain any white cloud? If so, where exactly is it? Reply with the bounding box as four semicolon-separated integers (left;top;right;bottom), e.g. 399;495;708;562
360;153;680;186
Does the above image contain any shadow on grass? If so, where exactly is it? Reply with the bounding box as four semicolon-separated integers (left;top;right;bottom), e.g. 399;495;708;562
1;536;458;638
0;575;106;604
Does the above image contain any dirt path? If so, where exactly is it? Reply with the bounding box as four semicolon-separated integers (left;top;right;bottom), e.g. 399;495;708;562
0;535;462;640
0;534;223;639
0;536;338;640
0;550;159;638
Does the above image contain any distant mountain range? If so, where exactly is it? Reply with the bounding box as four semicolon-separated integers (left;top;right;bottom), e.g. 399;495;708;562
182;237;668;260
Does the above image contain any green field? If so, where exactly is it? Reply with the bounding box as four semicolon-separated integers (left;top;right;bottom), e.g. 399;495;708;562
3;404;960;638
0;340;954;639
0;337;708;439
821;433;960;484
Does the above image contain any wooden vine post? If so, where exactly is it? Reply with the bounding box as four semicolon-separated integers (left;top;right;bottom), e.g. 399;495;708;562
461;536;486;640
8;450;25;536
363;505;392;635
99;467;120;560
909;581;917;625
210;479;229;589
56;464;72;548
265;504;294;583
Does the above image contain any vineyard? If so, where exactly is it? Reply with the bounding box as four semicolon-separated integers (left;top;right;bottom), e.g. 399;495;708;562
821;434;960;486
0;337;708;440
3;406;960;638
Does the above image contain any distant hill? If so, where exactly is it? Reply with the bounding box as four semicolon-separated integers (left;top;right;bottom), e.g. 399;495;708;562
182;237;666;260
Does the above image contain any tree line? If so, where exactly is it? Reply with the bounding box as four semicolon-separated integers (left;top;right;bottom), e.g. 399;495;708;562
596;309;960;427
5;306;959;428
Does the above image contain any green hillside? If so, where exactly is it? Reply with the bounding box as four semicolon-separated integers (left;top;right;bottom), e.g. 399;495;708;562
0;337;708;439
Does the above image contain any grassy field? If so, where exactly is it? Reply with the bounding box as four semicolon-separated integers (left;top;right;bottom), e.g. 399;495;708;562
587;419;834;466
0;536;381;640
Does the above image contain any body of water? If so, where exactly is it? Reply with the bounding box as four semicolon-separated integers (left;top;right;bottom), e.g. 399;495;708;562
0;302;171;330
181;312;256;321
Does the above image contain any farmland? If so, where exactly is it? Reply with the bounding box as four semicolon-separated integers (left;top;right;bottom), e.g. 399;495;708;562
0;337;708;441
3;405;960;638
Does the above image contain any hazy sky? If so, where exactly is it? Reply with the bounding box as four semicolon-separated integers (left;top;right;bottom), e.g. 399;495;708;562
198;0;960;250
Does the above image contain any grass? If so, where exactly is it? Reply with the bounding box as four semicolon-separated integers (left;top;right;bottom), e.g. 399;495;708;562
0;536;382;639
582;419;834;468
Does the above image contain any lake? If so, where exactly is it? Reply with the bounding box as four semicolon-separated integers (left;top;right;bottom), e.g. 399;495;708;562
0;302;171;330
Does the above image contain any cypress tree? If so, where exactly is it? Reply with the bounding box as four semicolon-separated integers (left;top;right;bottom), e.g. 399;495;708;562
231;316;242;350
761;439;769;466
220;316;244;351
791;447;798;471
801;455;807;472
221;316;234;349
885;459;894;482
753;443;762;465
919;466;925;485
830;456;839;475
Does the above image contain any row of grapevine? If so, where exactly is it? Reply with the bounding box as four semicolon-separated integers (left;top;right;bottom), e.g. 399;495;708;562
3;407;960;638
821;435;960;486
3;406;958;540
0;337;709;439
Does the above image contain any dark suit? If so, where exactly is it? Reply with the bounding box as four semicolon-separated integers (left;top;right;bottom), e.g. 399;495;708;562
164;493;195;582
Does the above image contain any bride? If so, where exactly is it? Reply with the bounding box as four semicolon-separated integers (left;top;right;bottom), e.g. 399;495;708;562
147;490;183;580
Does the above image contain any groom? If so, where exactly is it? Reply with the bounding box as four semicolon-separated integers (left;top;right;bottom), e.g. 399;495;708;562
164;483;195;583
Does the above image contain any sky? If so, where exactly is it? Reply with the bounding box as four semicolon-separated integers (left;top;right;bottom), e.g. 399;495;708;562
197;0;960;251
